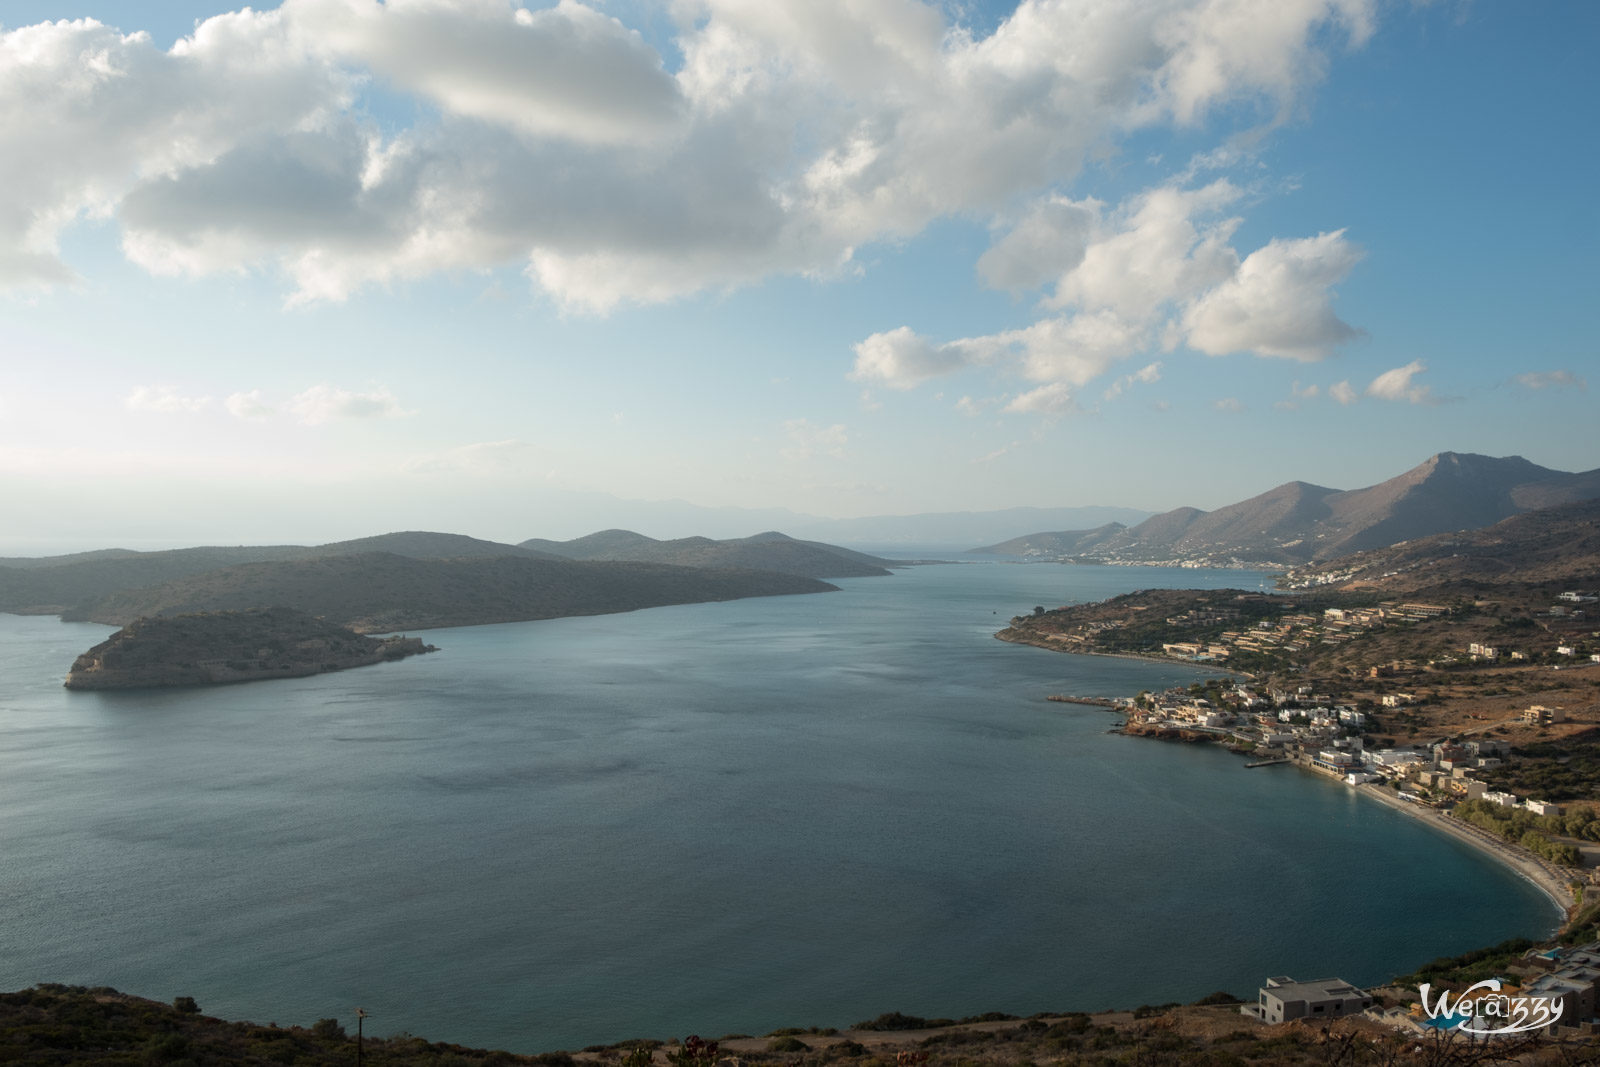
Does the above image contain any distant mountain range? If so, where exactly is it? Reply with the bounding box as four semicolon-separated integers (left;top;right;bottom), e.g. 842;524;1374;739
518;530;892;578
1;529;891;632
973;453;1600;566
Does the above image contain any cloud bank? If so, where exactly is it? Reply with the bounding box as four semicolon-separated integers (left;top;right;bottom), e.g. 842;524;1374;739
2;0;1375;312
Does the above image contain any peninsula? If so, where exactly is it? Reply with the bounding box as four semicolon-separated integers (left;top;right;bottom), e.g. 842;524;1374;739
63;607;436;690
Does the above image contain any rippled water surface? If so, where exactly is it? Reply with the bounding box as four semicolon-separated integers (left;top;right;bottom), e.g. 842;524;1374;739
0;562;1558;1050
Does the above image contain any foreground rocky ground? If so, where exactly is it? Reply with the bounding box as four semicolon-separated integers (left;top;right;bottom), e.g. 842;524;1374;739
6;983;1600;1067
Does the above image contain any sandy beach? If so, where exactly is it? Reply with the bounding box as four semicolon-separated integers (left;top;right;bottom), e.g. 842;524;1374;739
1352;782;1577;924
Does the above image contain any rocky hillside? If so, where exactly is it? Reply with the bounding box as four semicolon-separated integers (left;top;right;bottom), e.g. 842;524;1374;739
1283;497;1600;593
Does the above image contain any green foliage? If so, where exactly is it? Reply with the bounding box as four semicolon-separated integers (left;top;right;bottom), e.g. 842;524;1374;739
851;1012;954;1031
1452;799;1585;863
1397;936;1535;986
768;1036;809;1052
310;1018;345;1040
171;996;199;1015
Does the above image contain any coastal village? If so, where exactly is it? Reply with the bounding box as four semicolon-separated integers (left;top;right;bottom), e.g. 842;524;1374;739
1001;578;1600;1050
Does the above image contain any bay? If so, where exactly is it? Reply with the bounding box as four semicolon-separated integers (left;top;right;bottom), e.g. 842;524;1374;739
0;562;1558;1051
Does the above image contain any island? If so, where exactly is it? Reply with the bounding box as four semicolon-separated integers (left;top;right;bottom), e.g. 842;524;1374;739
63;607;436;690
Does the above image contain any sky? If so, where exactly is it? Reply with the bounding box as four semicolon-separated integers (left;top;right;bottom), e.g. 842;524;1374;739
0;0;1596;551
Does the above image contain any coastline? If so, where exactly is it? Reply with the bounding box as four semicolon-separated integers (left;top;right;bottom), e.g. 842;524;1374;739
1350;780;1575;924
996;630;1247;676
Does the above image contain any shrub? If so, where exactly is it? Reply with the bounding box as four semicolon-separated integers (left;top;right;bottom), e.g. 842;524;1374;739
769;1036;809;1052
172;996;200;1015
310;1018;345;1040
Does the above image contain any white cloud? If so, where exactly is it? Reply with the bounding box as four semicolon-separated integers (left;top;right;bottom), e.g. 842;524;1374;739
1365;360;1433;405
1003;382;1076;416
287;384;413;425
1151;0;1376;126
857;176;1361;407
1182;230;1363;359
781;418;848;460
125;386;212;413
288;0;683;145
850;326;987;390
1045;181;1243;320
1214;396;1243;412
976;197;1096;293
225;390;275;420
1330;379;1356;405
2;0;1380;309
1514;369;1586;391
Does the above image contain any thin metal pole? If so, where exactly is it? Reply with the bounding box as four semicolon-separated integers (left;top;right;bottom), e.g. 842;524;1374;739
356;1008;367;1067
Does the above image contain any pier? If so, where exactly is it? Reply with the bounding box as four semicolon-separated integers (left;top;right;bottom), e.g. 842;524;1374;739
1244;757;1292;768
1046;694;1121;708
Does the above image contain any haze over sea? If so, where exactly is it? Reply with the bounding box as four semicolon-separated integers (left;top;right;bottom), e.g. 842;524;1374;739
0;561;1557;1052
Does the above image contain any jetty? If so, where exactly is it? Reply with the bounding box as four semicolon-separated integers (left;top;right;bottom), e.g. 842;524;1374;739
1244;757;1292;768
1046;694;1120;708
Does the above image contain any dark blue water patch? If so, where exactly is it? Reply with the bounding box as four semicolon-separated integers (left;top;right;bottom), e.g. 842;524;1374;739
0;566;1556;1052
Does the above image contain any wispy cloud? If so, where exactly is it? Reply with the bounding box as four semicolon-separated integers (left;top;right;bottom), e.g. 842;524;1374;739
124;386;212;413
1513;369;1586;391
1103;361;1163;401
1003;382;1077;416
287;385;413;425
1366;360;1435;405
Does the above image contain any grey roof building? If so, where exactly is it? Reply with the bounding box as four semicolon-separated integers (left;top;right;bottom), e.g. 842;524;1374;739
1242;976;1374;1024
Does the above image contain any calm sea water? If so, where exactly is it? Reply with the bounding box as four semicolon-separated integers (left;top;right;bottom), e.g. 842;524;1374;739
0;562;1558;1051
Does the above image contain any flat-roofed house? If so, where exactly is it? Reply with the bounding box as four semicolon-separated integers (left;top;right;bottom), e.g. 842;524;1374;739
1243;977;1373;1024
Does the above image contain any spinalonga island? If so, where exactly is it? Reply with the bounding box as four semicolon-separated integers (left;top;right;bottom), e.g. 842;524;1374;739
63;606;436;690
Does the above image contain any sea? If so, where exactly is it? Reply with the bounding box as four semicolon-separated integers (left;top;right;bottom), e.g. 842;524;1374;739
0;560;1559;1052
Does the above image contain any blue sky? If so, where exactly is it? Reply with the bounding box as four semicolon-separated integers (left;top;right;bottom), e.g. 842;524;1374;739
1;0;1595;551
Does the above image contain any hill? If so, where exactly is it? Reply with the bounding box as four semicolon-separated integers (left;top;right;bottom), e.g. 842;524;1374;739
0;531;551;615
1282;497;1600;594
517;530;894;578
60;553;837;632
63;607;435;689
971;453;1600;566
970;523;1129;557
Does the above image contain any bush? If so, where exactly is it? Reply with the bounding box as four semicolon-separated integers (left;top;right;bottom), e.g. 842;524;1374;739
851;1012;952;1031
769;1036;809;1052
310;1017;345;1040
172;996;200;1014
